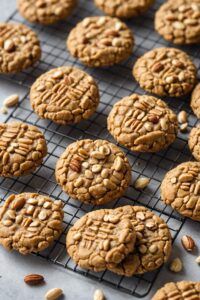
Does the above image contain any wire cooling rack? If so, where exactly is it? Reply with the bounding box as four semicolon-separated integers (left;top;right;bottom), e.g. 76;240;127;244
0;0;199;298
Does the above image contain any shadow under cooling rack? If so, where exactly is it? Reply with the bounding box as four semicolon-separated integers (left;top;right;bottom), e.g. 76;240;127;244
0;0;199;297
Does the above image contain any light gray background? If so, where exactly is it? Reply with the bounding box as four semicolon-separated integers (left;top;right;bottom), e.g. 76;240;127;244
0;1;200;300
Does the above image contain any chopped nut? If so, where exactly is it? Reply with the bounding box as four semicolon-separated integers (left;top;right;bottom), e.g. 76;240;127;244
152;63;164;73
69;159;81;173
3;94;19;107
134;177;150;189
82;17;91;27
113;156;123;171
97;16;106;26
169;257;183;272
178;111;187;124
160;118;168;131
178;72;185;82
139;244;147;254
52;70;63;79
149;244;158;253
24;274;44;285
36;84;45;92
105;30;119;37
112;38;122;47
54;7;63;16
146;221;157;230
181;235;195;252
94;289;105;300
144;122;153;132
115;22;122;31
179;173;193;182
64;75;74;85
170;177;177;184
180;123;188;133
0;107;8;114
136;211;145;220
147;114;159;124
165;76;176;84
73;232;81;241
172;59;184;68
45;288;63;300
173;21;185;30
4;39;15;51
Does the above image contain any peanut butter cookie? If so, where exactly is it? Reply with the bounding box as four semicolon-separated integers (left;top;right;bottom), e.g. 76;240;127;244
67;16;134;67
0;122;47;177
95;0;155;18
0;23;41;73
188;125;200;161
155;0;200;45
30;67;100;125
191;83;200;118
0;193;64;254
107;94;178;153
133;48;197;97
107;206;172;276
55;139;131;205
17;0;77;25
161;161;200;221
66;208;136;272
152;281;200;300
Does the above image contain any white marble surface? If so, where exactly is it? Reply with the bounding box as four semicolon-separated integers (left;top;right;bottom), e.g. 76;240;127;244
0;2;200;300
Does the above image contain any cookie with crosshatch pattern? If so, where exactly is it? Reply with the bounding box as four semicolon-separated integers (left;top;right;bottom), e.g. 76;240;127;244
55;139;131;205
151;281;200;300
17;0;77;25
95;0;155;18
30;66;100;125
66;208;136;272
155;0;200;45
0;23;41;73
160;161;200;221
107;205;172;276
0;122;47;177
67;16;134;67
133;47;197;97
107;94;178;153
0;193;64;254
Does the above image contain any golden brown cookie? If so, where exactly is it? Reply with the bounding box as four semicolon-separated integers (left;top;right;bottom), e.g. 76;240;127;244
94;0;155;18
160;161;200;221
66;208;136;272
133;47;197;97
107;94;178;153
191;83;200;118
188;125;200;161
67;16;134;67
0;122;47;177
0;23;41;73
0;193;64;254
55;139;131;205
17;0;77;25
155;0;200;45
30;66;100;125
151;281;200;300
107;206;172;276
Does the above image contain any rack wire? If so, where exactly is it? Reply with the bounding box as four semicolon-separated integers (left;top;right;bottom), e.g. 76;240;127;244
0;0;199;297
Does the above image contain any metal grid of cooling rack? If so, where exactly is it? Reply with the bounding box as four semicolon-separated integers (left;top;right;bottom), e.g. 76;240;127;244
0;0;199;297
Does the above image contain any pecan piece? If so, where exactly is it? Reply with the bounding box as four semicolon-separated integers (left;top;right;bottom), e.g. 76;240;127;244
69;159;81;173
